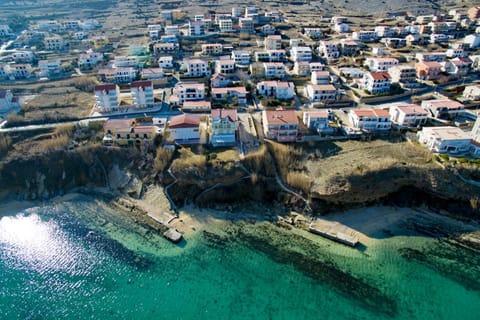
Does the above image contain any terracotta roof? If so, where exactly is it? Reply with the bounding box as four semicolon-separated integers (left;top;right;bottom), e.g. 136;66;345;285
168;113;200;128
211;108;237;121
95;84;117;92
373;109;390;117
352;108;390;118
264;109;298;125
395;104;429;115
416;61;442;68
131;80;152;88
132;126;155;133
104;119;132;131
369;71;391;81
425;99;464;109
305;111;328;118
212;86;247;94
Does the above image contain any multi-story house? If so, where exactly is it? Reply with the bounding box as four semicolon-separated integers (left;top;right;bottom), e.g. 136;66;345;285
388;65;417;87
264;35;282;50
209;108;237;147
147;24;162;39
79;50;103;69
188;20;205;36
256;81;295;100
102;119;158;146
231;50;251;66
158;56;174;69
184;58;211;77
44;35;66;50
215;59;235;74
113;56;140;68
417;126;472;154
375;26;394;38
95;84;120;113
218;19;233;32
340;39;359;56
362;71;391;95
305;84;338;102
131;81;154;108
415;61;442;80
446;48;465;58
182;100;211;112
442;57;472;77
262;109;299;142
349;109;391;131
318;41;340;60
310;62;327;72
201;43;223;56
6;64;33;79
171;82;205;105
463;34;480;49
12;51;35;63
311;71;330;85
255;49;286;62
303;28;322;40
415;52;446;62
421;99;465;119
239;17;254;33
211;86;247;105
389;104;428;127
352;30;377;42
210;73;232;88
263;62;285;78
302;111;334;134
141;68;164;81
365;57;399;72
290;46;312;62
293;61;310;76
38;59;61;78
380;38;407;48
430;33;449;44
98;67;137;84
164;25;180;36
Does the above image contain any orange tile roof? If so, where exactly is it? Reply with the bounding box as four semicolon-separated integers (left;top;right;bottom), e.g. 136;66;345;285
168;114;200;128
264;109;298;125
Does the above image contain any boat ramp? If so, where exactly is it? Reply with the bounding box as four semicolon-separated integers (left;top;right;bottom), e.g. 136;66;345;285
309;218;360;247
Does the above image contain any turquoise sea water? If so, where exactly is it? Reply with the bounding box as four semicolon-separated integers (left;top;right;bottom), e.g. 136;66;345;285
1;196;479;320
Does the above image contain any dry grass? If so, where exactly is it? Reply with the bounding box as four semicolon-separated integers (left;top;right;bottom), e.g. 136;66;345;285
241;145;274;176
171;147;207;176
153;147;174;173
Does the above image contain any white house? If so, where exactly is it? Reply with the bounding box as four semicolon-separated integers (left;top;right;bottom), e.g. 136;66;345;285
257;81;295;100
421;99;465;119
6;64;33;80
167;114;201;143
303;28;322;39
302;111;333;134
171;82;205;105
164;25;180;35
349;109;391;131
417;126;472;154
305;84;338;102
113;56;140;68
211;87;247;105
210;73;232;88
311;71;330;85
12;51;35;63
215;59;235;74
201;43;223;55
95;84;120;113
210;108;237;147
44;35;66;50
463;34;480;49
188;20;205;36
131;81;154;108
463;85;480;101
231;50;251;66
184;58;211;77
263;62;285;78
388;65;417;87
362;71;391;95
158;56;174;69
38;59;61;78
364;57;399;71
79;50;103;69
290;46;312;62
218;19;234;32
264;35;282;50
318;41;340;60
389;104;429;127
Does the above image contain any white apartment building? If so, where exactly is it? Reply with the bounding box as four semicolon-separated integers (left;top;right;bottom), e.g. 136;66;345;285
362;71;391;95
12;51;35;63
311;71;330;85
239;17;254;32
79;51;103;69
95;84;120;113
318;41;340;60
303;28;322;39
417;126;472;154
264;35;282;50
263;62;285;78
188;21;205;36
201;43;223;55
38;59;61;78
389;104;429;127
349;109;391;131
421;99;465;119
131;81;154;108
231;50;251;66
215;59;235;74
172;82;205;105
305;84;338;102
184;58;211;77
44;35;66;50
164;25;180;35
365;57;399;72
218;19;233;32
388;65;417;87
303;111;333;134
158;56;174;69
113;56;140;68
256;81;295;100
290;46;312;62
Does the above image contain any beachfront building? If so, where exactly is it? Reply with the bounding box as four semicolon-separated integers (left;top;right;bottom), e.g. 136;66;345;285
262;109;298;142
417;126;472;154
95;84;120;113
209;108;237;147
131;81;154;108
421;99;465;119
349;109;391;131
167;114;201;143
256;81;295;100
389;104;429;127
103;119;158;146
